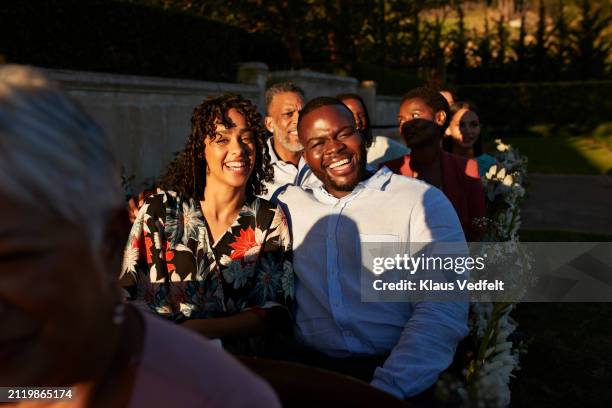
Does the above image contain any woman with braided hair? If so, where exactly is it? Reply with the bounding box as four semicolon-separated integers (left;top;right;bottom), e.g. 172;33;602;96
121;94;294;342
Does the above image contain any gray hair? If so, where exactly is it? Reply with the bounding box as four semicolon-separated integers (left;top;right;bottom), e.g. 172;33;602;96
0;65;123;246
265;82;305;112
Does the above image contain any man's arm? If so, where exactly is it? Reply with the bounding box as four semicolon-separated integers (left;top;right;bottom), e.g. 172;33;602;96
371;187;469;398
370;301;468;398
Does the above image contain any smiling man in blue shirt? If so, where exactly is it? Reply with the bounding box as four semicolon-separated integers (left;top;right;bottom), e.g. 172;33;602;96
276;97;469;400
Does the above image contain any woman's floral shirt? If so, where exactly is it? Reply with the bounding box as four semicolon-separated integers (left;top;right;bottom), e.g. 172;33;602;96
120;191;294;322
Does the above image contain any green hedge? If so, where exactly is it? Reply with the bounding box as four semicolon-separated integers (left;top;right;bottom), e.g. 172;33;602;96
456;81;612;135
0;0;289;82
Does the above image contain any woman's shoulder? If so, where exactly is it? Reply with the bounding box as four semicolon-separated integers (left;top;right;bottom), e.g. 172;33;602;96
476;153;497;171
382;153;411;175
142;189;197;214
250;195;277;211
131;312;280;407
143;189;183;205
443;151;480;179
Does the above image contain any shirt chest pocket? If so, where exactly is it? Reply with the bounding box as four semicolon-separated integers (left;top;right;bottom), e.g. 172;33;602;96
357;234;404;275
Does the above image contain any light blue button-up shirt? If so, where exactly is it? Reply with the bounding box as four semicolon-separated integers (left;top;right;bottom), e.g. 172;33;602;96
259;138;321;202
277;167;469;399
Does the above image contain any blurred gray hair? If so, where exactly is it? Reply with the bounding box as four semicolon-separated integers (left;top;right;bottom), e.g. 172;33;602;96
265;82;305;112
0;65;123;246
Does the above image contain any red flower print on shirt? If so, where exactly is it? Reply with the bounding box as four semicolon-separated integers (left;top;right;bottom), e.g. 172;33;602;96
165;241;175;273
144;235;153;264
229;227;262;261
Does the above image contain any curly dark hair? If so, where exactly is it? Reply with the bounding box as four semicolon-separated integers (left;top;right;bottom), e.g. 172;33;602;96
159;94;273;200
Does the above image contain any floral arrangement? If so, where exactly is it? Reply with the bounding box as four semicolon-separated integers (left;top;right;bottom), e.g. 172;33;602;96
436;140;530;407
479;140;528;242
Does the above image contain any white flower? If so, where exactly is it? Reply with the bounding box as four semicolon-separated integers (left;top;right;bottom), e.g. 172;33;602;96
268;207;291;250
486;165;498;180
180;302;195;317
153;231;162;250
496;139;510;152
219;254;232;266
182;201;205;242
121;244;139;277
502;174;514;187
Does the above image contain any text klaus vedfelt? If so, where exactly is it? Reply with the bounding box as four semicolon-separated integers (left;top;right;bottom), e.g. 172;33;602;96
370;254;505;292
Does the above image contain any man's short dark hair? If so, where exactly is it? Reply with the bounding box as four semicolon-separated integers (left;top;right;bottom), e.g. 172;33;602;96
265;82;305;112
297;97;352;129
336;93;373;148
401;86;451;130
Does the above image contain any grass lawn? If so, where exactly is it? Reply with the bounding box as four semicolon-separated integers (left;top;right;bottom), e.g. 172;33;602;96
510;230;612;407
486;124;612;175
504;136;612;175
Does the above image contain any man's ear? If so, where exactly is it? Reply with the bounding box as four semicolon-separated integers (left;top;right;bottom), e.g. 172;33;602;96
264;116;274;133
434;110;447;127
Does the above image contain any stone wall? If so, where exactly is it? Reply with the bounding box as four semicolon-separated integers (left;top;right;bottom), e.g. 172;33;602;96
268;69;359;100
45;68;260;189
44;65;403;189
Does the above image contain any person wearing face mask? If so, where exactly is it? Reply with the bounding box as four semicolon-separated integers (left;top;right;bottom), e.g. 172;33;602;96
260;82;321;202
121;94;294;343
0;65;280;408
336;93;408;168
383;87;485;242
443;101;497;176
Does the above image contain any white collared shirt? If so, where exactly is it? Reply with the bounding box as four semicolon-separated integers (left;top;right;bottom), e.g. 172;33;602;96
277;167;469;399
259;137;321;202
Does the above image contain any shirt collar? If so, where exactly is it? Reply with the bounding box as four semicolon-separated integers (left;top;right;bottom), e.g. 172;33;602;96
267;136;310;170
311;166;392;204
267;137;281;164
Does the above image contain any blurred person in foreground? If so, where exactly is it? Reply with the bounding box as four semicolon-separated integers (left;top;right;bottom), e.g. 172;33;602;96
276;97;468;400
0;65;280;408
121;94;294;344
384;87;485;242
336;93;408;168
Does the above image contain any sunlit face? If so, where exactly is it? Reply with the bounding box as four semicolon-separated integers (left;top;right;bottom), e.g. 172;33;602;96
397;98;446;148
299;105;367;198
341;98;366;131
265;92;304;153
0;197;120;386
205;108;256;191
447;108;481;150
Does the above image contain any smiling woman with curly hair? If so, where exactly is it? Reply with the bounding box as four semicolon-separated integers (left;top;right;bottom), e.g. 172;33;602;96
121;94;294;342
160;94;274;199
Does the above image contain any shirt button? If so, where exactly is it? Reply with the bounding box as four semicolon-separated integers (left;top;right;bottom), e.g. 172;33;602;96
344;330;353;337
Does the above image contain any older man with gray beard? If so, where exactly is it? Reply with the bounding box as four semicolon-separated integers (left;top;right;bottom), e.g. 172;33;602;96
259;82;320;201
